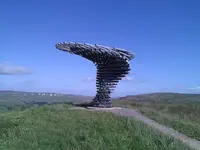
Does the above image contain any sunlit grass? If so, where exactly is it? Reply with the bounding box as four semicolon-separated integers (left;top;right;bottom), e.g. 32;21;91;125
114;100;200;140
0;104;189;150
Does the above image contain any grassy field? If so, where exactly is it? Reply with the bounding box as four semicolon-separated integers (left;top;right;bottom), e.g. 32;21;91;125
113;94;200;141
0;104;190;150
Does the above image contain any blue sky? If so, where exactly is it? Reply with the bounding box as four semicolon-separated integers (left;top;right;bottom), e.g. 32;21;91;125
0;0;200;96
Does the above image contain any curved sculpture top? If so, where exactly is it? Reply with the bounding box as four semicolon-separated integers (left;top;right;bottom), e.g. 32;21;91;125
56;42;135;63
55;42;135;108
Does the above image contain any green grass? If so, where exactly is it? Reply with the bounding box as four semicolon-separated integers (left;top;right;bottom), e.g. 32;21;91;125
0;104;189;150
113;99;200;141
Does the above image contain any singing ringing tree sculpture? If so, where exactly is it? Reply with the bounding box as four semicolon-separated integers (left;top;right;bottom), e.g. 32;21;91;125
55;42;135;108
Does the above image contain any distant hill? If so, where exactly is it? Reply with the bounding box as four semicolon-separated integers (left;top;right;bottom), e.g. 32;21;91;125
0;90;93;110
115;92;200;103
1;91;200;111
0;90;93;101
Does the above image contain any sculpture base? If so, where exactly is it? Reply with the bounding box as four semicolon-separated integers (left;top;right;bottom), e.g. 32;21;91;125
74;101;112;108
86;107;121;110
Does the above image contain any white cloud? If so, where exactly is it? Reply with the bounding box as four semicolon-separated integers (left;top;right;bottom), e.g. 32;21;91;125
0;62;32;75
82;76;134;82
16;80;36;87
122;76;148;84
82;75;147;85
82;77;96;82
122;76;134;81
188;86;200;91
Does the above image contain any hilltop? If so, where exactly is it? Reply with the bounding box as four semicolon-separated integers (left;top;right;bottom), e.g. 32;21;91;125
0;104;190;150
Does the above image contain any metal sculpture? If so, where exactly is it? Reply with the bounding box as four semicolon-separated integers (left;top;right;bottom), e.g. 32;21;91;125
55;42;135;108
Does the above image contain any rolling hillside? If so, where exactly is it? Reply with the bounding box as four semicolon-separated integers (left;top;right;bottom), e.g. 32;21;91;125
0;91;199;148
1;91;200;111
0;90;93;110
117;92;200;103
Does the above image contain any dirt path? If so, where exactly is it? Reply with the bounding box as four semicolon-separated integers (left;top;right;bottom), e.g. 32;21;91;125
71;107;200;150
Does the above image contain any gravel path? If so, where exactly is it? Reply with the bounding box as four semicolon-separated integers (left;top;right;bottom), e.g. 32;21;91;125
71;107;200;150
